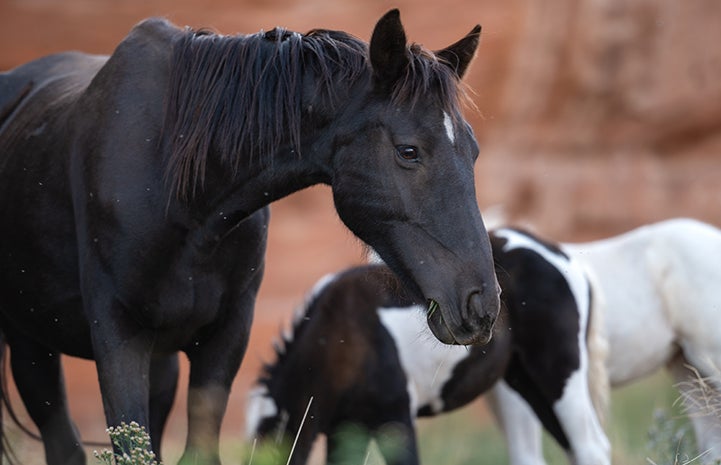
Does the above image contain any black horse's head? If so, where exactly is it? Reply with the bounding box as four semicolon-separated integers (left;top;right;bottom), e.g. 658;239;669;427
330;10;499;345
162;9;499;345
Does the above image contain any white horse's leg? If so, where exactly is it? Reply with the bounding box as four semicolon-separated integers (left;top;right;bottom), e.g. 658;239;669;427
553;277;611;465
667;353;721;464
552;369;610;465
487;381;547;465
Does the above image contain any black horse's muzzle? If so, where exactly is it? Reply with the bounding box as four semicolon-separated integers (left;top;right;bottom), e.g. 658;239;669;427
426;285;500;345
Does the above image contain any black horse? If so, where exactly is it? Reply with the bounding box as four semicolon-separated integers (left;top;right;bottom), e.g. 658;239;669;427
246;227;609;465
0;9;499;465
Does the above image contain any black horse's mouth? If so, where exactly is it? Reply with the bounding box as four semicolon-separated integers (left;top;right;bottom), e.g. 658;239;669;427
426;298;494;345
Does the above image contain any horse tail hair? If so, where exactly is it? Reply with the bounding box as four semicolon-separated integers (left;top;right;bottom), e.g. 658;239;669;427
0;332;5;462
583;266;611;427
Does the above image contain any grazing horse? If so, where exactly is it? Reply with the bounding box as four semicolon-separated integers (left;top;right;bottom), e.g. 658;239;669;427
493;218;721;465
0;10;500;465
245;227;610;465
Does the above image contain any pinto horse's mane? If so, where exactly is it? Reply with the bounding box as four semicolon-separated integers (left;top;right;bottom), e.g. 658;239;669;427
256;273;335;388
162;25;466;198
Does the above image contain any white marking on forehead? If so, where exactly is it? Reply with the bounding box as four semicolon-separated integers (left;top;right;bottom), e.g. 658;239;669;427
443;111;455;144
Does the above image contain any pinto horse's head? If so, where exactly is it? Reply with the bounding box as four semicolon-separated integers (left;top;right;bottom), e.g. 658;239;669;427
330;10;499;345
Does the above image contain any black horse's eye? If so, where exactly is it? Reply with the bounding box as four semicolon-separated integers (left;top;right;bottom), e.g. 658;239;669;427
396;145;419;162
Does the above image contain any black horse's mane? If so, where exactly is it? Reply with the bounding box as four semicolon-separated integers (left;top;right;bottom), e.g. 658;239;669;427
162;25;465;198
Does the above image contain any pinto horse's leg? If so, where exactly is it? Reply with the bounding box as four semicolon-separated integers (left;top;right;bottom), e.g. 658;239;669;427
149;353;179;460
505;349;610;465
548;370;610;465
284;421;319;465
5;335;84;465
327;425;373;465
374;419;419;465
486;381;546;465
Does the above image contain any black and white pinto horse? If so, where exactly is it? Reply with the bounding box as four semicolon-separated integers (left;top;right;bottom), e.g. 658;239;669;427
496;218;721;465
245;227;610;465
246;219;721;465
0;10;501;465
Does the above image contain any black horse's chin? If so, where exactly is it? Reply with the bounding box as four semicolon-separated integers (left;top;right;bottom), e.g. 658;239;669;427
426;300;495;346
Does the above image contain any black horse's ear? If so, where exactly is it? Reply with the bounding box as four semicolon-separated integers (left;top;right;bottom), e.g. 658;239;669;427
435;25;481;79
369;9;409;91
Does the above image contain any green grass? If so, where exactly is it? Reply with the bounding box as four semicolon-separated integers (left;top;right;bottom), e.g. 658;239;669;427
106;371;695;465
414;370;689;465
318;371;692;465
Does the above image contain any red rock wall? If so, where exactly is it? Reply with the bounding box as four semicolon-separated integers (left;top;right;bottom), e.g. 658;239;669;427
478;0;721;238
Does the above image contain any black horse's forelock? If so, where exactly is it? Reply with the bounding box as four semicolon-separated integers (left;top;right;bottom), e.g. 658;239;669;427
162;26;467;199
394;43;467;117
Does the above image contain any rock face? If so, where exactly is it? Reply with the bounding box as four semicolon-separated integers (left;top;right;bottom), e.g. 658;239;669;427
475;0;721;238
3;0;719;239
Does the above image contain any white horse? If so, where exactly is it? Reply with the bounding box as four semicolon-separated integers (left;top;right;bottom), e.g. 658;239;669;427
490;218;721;465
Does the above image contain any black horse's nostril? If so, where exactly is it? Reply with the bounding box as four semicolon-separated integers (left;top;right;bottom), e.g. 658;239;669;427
466;290;484;319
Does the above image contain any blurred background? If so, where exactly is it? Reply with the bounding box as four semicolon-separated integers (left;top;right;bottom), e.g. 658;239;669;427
2;0;721;463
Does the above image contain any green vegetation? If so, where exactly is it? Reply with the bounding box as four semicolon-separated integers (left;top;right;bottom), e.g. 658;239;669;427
310;371;696;465
94;422;160;465
99;371;706;465
409;371;694;465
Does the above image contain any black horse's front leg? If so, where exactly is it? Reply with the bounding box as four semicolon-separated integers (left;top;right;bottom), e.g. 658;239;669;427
178;276;260;465
89;297;156;455
149;353;180;460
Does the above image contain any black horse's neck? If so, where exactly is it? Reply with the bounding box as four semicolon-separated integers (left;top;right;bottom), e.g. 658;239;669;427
158;26;371;250
185;146;331;252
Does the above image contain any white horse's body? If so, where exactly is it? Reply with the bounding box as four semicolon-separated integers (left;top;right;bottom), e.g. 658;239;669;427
569;218;721;388
492;218;721;464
